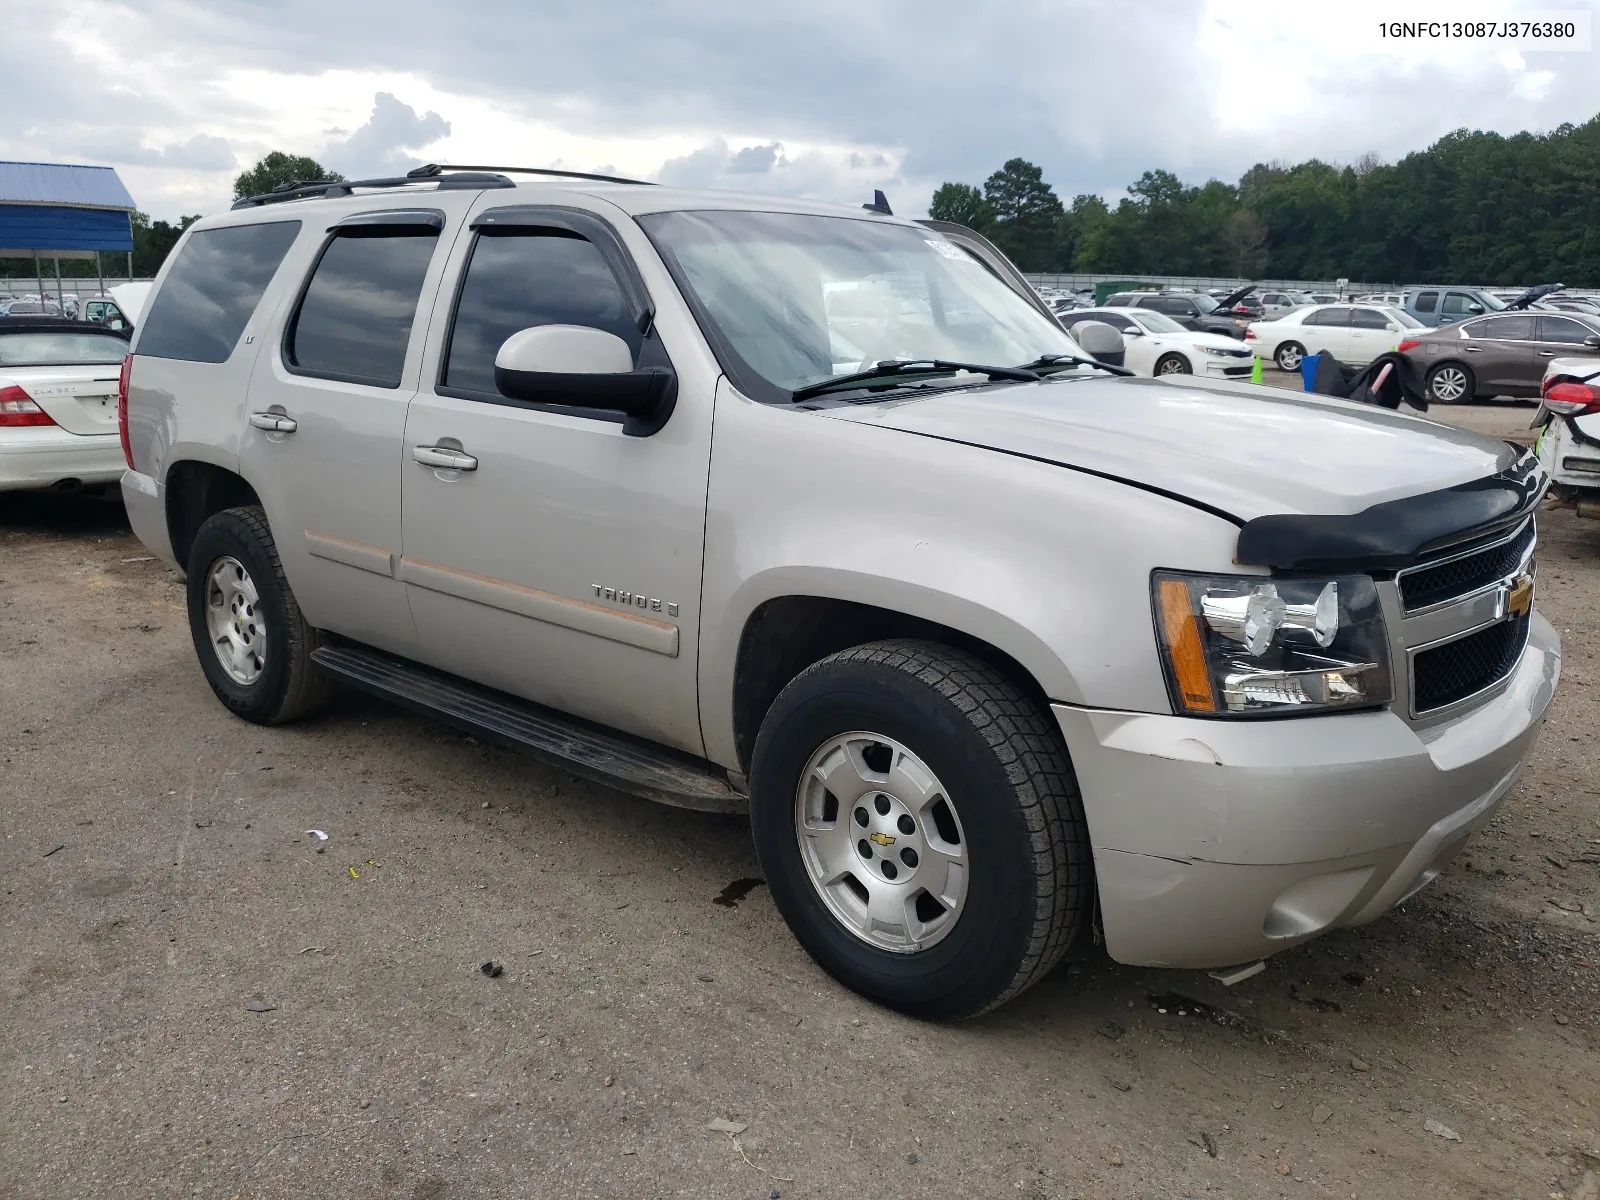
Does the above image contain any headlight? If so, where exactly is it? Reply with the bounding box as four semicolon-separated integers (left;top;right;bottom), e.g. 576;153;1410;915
1152;572;1392;716
1201;346;1235;357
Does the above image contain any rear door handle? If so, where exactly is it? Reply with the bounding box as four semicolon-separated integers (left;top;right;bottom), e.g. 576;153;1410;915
1463;346;1483;352
249;411;297;433
412;445;479;471
1538;351;1556;357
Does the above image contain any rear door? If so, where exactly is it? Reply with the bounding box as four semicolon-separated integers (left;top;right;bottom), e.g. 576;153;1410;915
1461;314;1538;394
1153;295;1201;330
240;200;473;655
1299;307;1352;358
1411;291;1439;326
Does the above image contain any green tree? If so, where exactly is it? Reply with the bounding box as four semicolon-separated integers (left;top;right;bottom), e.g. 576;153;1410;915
131;211;202;277
233;151;344;201
927;182;992;231
982;159;1064;270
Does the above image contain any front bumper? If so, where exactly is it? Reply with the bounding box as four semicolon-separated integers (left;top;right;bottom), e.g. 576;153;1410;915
1054;611;1560;969
1202;356;1256;379
0;428;125;492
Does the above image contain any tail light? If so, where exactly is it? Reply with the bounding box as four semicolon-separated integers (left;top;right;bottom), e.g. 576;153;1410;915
0;384;55;427
1244;328;1256;340
118;353;134;468
1397;339;1421;353
1542;378;1600;417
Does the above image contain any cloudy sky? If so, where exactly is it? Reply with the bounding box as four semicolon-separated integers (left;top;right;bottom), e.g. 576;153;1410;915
3;0;1597;220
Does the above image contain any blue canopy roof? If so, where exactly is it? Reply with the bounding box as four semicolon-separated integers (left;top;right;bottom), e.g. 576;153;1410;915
0;161;136;254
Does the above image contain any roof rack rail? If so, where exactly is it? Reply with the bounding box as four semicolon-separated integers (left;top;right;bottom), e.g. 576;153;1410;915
408;163;656;186
231;169;516;210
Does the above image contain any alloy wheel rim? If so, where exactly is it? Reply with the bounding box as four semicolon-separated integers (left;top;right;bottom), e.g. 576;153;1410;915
1278;345;1302;370
794;732;969;953
1158;356;1188;375
1432;367;1467;402
204;556;266;686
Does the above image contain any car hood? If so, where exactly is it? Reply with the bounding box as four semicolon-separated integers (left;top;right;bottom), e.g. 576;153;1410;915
819;375;1518;520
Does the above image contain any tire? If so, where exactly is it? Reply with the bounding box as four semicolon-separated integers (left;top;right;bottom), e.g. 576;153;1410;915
749;639;1091;1020
186;505;336;724
1154;352;1191;376
1426;362;1475;405
1274;341;1306;372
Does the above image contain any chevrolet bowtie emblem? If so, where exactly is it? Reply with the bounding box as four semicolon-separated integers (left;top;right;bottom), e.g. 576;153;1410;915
1506;574;1534;618
869;832;895;847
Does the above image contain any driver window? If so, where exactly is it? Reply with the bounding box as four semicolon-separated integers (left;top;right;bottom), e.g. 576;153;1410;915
441;230;643;398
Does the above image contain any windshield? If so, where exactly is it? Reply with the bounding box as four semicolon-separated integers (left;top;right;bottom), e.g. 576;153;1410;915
1190;294;1219;314
1481;292;1508;311
1130;310;1187;334
638;210;1083;395
0;331;127;366
1385;307;1425;329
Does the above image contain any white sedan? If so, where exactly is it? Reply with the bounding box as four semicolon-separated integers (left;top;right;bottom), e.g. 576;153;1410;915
1247;303;1424;372
0;320;130;494
1058;307;1257;379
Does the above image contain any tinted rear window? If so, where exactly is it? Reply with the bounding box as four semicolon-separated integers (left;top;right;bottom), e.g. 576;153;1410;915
285;231;438;388
1350;308;1391;329
0;331;128;366
137;221;301;363
1414;291;1438;313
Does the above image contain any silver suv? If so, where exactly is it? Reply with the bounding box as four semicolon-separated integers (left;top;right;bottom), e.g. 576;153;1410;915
117;167;1559;1017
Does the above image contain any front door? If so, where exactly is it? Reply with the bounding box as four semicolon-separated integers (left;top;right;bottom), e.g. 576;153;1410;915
1346;306;1400;365
241;200;472;655
1535;315;1600;381
1299;307;1351;360
398;203;712;755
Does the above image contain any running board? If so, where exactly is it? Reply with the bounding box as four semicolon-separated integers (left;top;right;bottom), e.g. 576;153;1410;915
311;644;745;814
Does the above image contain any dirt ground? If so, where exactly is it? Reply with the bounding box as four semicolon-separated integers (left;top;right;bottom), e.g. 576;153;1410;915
1;395;1596;1200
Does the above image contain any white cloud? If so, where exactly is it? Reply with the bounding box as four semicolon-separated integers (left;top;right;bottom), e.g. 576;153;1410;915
0;0;1594;220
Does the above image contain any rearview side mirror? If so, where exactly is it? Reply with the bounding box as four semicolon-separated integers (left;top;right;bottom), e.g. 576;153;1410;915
1072;320;1126;366
1466;303;1484;314
495;325;676;437
1585;334;1600;349
1121;326;1145;337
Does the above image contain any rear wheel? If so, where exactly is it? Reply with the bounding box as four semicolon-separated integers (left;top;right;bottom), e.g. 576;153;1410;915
1154;352;1191;376
1274;341;1306;372
749;639;1091;1020
186;506;336;724
1426;362;1474;404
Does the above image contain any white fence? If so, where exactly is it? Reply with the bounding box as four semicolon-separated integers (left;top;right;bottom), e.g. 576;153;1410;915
1023;273;1399;294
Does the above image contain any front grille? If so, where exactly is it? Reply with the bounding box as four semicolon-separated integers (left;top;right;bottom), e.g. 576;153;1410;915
1412;614;1530;712
1399;520;1535;611
1222;365;1252;376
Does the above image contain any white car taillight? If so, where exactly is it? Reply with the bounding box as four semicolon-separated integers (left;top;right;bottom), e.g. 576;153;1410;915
0;384;55;427
1542;379;1600;417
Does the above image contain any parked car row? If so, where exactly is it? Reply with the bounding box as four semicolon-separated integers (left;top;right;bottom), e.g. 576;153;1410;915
1057;307;1256;378
1245;304;1423;372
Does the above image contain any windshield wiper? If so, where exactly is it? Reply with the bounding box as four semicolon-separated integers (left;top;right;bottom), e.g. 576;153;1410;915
1019;353;1134;378
790;359;1040;401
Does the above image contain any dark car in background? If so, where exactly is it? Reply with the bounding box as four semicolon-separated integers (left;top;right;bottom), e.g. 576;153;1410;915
1399;310;1600;402
1103;286;1254;339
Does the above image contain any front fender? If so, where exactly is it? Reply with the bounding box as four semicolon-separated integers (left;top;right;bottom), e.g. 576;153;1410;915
696;380;1248;767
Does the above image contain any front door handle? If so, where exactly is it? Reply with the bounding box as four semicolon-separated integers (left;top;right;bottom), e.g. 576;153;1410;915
1538;350;1556;357
249;411;297;433
412;445;479;471
1463;346;1483;353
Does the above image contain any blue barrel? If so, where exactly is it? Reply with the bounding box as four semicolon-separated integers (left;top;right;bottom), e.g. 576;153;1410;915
1300;352;1321;391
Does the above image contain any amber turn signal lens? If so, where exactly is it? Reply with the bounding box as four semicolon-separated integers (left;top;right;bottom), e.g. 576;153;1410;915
1157;578;1217;713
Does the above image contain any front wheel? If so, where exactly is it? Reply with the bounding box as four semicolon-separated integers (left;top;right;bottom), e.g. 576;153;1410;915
1274;341;1306;372
186;506;337;724
1154;352;1191;376
1427;362;1475;404
749;640;1091;1020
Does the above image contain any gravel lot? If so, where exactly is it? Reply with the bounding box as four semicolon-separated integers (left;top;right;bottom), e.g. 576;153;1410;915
2;396;1596;1199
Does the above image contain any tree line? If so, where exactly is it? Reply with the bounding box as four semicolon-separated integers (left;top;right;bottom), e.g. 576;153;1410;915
930;112;1600;285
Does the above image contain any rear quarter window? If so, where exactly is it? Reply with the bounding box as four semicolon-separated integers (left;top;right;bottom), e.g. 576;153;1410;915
136;221;302;363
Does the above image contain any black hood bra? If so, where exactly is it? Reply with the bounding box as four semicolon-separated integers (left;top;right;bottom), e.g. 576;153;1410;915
1236;447;1545;572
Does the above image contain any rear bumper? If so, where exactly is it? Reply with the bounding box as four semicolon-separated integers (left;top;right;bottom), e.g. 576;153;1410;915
0;428;125;492
120;469;180;571
1054;611;1560;969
